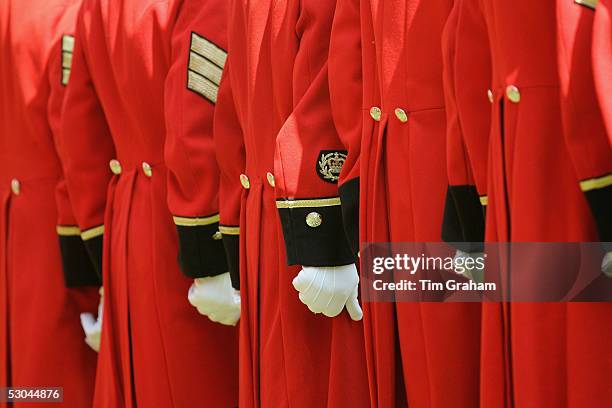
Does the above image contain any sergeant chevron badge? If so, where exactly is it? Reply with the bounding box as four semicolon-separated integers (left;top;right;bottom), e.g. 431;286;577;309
61;34;75;85
187;32;227;104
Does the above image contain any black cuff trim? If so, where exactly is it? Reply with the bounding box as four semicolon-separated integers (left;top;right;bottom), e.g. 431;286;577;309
83;235;103;283
441;185;485;252
584;185;612;242
339;177;360;256
222;234;240;290
442;188;463;243
278;203;354;267
58;235;102;287
176;223;228;279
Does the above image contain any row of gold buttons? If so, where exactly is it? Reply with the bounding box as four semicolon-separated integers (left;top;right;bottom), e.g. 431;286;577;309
109;160;153;178
369;85;522;122
488;85;521;103
369;107;408;123
239;172;276;189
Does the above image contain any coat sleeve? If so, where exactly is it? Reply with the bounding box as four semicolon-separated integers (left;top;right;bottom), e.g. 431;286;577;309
593;0;612;146
59;9;115;280
441;0;491;251
328;0;363;256
164;0;229;281
557;0;612;243
48;10;100;288
213;57;245;289
273;2;354;267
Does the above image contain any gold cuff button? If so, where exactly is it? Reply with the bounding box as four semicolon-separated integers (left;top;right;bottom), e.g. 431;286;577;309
506;85;521;103
369;107;382;122
240;174;250;189
10;179;20;195
305;212;322;228
142;162;153;177
266;172;275;187
487;89;494;103
394;108;408;123
109;159;122;175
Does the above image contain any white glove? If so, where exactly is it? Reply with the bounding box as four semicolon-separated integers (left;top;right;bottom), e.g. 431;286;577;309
292;264;363;321
454;250;485;283
602;251;612;278
80;288;103;352
188;272;240;326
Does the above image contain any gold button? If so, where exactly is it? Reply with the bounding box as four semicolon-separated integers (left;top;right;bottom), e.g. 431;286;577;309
266;172;275;187
506;85;521;103
305;212;322;228
240;174;250;189
10;179;20;195
487;89;494;103
109;159;122;175
142;162;153;177
369;107;382;122
394;108;408;123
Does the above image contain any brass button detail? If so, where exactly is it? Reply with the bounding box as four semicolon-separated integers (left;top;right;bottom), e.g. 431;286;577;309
506;85;521;103
266;172;275;187
305;212;322;228
240;174;250;189
394;108;408;123
487;89;494;103
142;162;153;177
369;107;382;122
10;179;20;195
109;159;122;175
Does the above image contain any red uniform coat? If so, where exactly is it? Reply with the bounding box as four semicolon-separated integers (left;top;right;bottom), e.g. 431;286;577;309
214;1;370;406
448;0;612;406
594;0;612;145
0;0;99;406
59;1;238;407
328;1;482;407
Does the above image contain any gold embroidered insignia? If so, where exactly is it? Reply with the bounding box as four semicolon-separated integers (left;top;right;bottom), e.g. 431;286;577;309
575;0;598;9
187;32;227;103
317;150;347;184
61;35;75;85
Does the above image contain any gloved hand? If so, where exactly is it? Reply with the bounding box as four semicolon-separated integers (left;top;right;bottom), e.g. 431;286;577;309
454;250;485;283
188;272;240;326
602;251;612;278
292;264;363;321
80;287;103;352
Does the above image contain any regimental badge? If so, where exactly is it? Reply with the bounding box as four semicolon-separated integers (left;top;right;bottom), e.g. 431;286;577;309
317;150;347;184
61;35;75;86
187;32;227;104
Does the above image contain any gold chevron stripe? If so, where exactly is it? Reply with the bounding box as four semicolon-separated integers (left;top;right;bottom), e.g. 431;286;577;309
187;71;219;103
62;35;75;52
190;33;227;69
62;52;73;69
189;52;223;86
